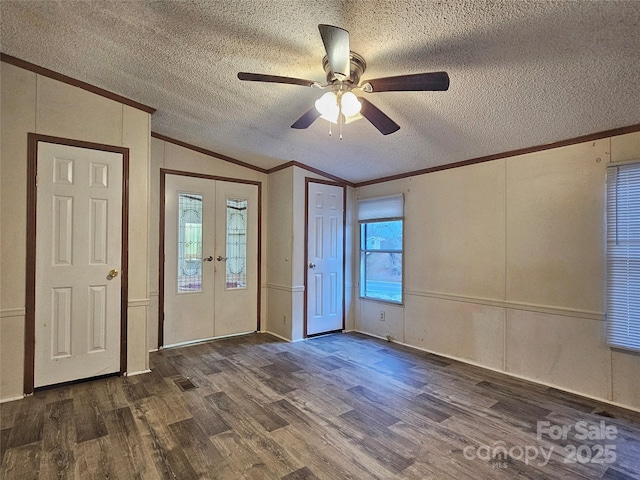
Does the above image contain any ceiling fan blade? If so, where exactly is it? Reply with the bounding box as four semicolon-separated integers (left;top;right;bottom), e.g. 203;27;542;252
237;72;316;87
318;24;350;81
291;107;321;129
359;97;400;135
365;72;450;92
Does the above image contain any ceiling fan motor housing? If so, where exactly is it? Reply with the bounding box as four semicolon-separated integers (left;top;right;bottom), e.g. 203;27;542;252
323;51;367;87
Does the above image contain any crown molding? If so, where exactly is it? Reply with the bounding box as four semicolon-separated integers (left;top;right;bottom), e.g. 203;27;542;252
355;123;640;187
1;53;155;114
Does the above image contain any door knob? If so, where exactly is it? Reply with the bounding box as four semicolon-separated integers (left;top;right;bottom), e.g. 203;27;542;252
216;256;227;262
308;263;316;269
203;256;214;262
108;269;119;279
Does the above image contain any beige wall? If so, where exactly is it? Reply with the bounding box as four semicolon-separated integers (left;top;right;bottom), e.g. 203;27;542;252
148;137;269;349
355;132;640;412
266;166;354;341
0;62;151;401
265;168;295;341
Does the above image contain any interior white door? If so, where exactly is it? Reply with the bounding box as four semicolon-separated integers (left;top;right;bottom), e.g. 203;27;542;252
306;181;344;335
214;181;259;337
164;175;216;346
35;142;123;387
164;176;258;345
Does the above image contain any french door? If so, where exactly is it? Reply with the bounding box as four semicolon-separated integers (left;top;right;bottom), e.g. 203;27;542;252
163;173;258;346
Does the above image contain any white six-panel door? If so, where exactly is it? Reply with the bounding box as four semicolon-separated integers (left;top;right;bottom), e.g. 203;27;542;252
163;174;258;346
306;181;344;335
35;143;123;387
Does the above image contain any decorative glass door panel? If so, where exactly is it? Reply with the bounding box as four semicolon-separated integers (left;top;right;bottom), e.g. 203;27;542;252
178;193;203;292
226;198;247;289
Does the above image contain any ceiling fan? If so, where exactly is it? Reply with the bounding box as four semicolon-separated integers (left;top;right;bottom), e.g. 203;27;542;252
238;24;449;137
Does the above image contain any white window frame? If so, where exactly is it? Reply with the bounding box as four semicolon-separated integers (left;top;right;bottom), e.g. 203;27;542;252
606;161;640;352
358;195;404;304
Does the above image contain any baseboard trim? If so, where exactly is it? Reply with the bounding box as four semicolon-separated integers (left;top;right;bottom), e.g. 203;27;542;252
353;330;640;414
126;369;151;377
263;331;292;342
262;331;306;343
0;394;24;404
162;331;255;349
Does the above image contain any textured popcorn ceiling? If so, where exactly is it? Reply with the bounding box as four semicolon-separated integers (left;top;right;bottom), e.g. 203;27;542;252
1;1;639;183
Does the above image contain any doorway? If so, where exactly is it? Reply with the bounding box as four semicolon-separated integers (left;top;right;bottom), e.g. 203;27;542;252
26;134;129;393
160;171;261;347
305;179;346;336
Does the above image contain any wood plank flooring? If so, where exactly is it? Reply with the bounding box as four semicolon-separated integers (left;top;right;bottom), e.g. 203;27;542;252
1;332;639;479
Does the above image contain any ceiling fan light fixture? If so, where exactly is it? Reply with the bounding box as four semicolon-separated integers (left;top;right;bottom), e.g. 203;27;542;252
340;91;361;117
315;91;339;123
320;111;340;124
315;91;337;113
315;90;361;126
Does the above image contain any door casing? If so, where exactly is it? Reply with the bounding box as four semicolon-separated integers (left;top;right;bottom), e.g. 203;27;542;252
24;133;129;394
158;169;262;348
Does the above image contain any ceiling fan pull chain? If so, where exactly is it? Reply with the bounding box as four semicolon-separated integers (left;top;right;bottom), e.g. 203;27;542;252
338;96;343;140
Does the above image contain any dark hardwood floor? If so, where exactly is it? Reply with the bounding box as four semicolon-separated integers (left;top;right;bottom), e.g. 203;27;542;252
1;332;639;479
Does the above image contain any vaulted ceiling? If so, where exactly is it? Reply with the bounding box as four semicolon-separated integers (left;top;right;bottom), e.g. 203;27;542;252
2;1;639;183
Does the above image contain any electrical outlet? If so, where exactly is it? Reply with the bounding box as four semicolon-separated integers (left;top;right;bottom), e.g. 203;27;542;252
379;310;385;321
283;315;287;325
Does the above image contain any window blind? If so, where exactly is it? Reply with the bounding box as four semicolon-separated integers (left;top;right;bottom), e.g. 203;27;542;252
606;162;640;352
357;194;404;222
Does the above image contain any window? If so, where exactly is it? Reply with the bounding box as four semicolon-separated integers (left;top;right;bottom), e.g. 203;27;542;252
358;195;404;303
606;162;640;352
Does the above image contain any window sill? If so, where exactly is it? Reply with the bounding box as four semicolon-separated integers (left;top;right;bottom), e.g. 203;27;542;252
359;296;404;307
